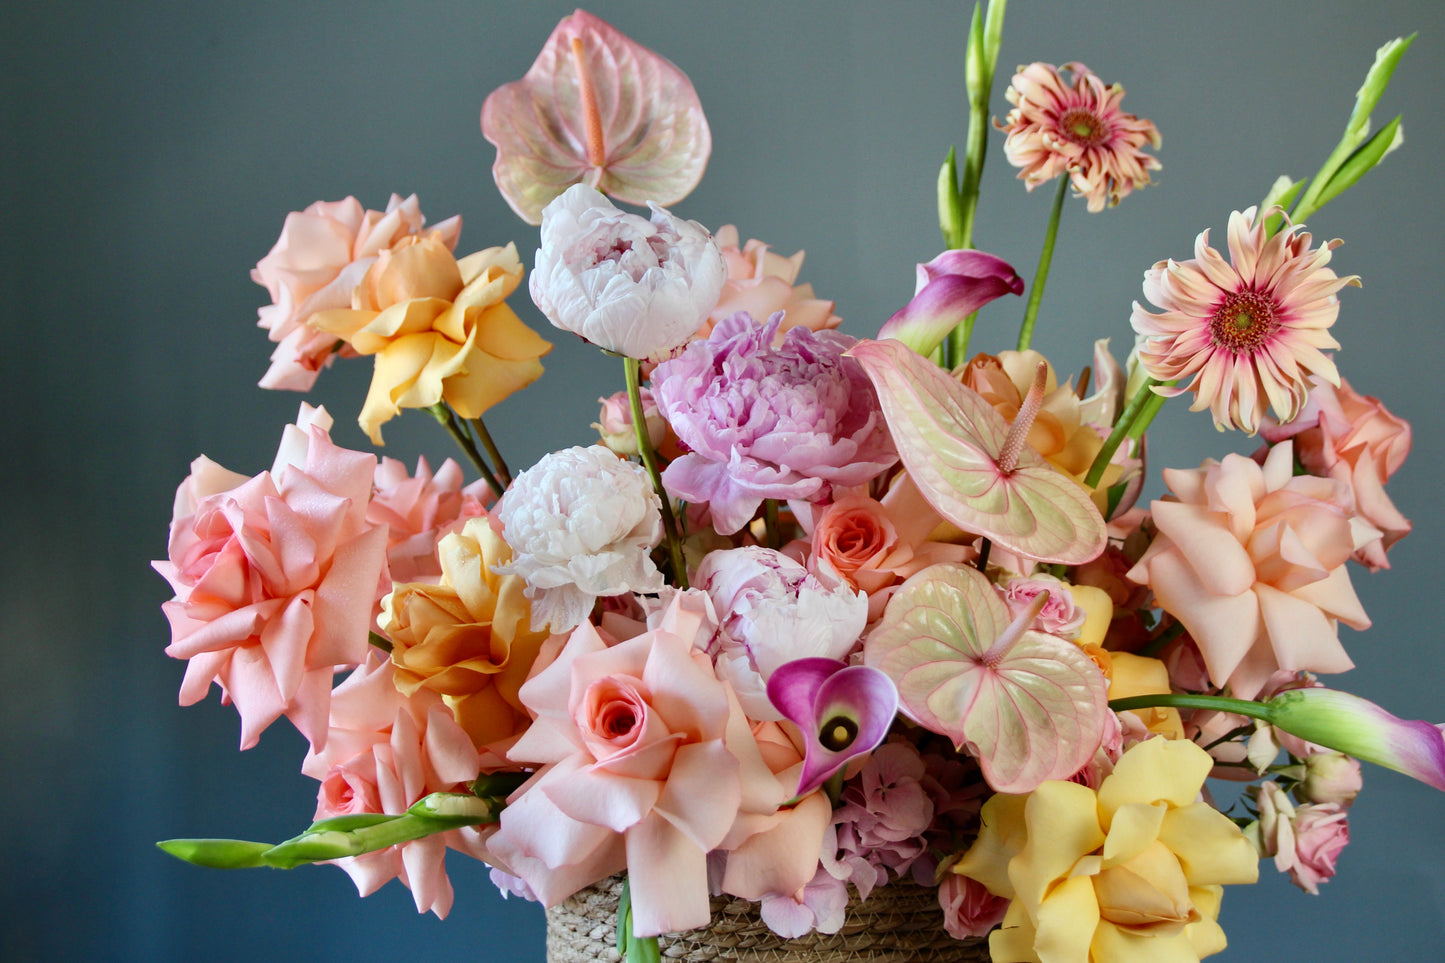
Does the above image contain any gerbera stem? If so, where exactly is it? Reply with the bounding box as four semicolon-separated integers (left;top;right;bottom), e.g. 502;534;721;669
1109;693;1274;723
1082;377;1163;490
1016;175;1069;351
624;356;688;590
427;403;505;500
469;416;512;488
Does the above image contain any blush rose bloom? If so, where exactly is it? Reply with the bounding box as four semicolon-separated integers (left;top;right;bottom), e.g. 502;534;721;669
1127;442;1372;699
954;737;1258;963
938;873;1010;941
301;655;485;917
493;445;664;633
486;596;746;937
1247;781;1350;895
529;184;726;361
252;194;460;391
379;517;551;767
155;404;389;750
1261;375;1412;570
699;225;841;339
368;455;490;586
694;546;867;720
653;313;898;534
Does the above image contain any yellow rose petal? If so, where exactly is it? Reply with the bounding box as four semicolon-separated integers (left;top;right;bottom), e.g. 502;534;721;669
1158;803;1262;886
1032;874;1099;963
954;792;1029;899
1101;801;1165;866
1098;737;1211;819
1011;781;1105;910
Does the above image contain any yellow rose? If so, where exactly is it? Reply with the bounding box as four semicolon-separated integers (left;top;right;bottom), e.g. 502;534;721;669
312;238;552;444
954;738;1258;963
379;517;549;761
1109;652;1186;740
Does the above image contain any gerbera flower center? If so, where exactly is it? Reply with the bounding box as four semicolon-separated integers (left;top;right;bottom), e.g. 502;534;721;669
1058;107;1108;147
1209;290;1279;353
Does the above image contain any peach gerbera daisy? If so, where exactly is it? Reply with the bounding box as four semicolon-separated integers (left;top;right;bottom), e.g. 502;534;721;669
998;61;1161;212
1131;207;1360;434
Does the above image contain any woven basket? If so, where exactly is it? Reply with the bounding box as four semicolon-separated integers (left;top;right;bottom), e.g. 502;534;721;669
545;875;990;962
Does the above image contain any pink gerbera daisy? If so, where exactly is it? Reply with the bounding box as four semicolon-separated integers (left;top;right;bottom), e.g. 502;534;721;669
998;62;1161;212
1131;207;1360;434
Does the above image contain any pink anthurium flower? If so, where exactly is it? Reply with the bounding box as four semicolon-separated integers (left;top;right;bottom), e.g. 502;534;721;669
1266;688;1445;792
481;10;711;225
877;250;1025;357
866;562;1108;793
767;658;898;799
847;338;1107;565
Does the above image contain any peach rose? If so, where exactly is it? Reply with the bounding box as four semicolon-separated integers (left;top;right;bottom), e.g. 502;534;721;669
379;517;549;767
698;225;842;340
310;239;552;444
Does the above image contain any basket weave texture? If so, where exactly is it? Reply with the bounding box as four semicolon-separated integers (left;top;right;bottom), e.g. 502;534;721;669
545;874;991;962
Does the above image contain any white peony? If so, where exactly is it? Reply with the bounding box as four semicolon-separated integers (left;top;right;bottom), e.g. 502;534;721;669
494;445;664;632
529;184;726;361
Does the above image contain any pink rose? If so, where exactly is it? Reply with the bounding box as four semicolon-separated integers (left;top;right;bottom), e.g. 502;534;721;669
487;595;747;937
302;655;484;917
252;194;460;391
938;873;1010;940
592;388;671;458
1250;781;1351;895
155;405;389;750
701;225;841;340
998;573;1085;639
367;455;490;586
1262;375;1412;570
1299;751;1363;807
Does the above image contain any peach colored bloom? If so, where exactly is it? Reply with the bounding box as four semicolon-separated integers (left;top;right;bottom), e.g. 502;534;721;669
1261;375;1412;570
488;596;745;936
379;517;550;767
699;225;841;339
252;194;460;391
998;62;1160;212
301;655;484;917
1127;443;1372;699
1131;207;1359;434
368;455;490;586
310;239;552;444
954;738;1258;963
155;405;389;750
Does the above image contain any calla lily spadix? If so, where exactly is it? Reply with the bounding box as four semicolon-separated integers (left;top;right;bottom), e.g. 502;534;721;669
866;563;1109;793
481;10;712;225
766;658;898;799
847;338;1107;565
876;249;1025;358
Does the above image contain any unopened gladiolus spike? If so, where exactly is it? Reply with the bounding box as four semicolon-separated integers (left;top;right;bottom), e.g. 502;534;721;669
997;361;1049;472
569;38;607;169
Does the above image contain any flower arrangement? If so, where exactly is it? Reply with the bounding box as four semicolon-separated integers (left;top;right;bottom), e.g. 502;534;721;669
153;5;1440;961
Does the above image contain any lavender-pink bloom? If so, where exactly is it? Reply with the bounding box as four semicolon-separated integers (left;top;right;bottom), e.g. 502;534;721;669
652;313;897;535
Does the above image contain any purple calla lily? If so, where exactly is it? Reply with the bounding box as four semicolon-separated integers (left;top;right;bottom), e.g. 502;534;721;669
1267;688;1445;792
877;249;1025;357
767;658;898;798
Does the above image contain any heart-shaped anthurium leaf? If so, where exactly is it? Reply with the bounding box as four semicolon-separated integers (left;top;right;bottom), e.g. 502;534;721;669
865;562;1108;793
846;338;1106;565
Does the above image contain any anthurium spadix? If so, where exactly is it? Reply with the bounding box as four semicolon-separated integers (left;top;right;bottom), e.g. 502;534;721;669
847;338;1107;564
876;250;1025;357
866;562;1109;793
481;10;711;225
767;658;898;798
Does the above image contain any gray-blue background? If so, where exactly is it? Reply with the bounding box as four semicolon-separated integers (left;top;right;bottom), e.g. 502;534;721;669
5;1;1443;960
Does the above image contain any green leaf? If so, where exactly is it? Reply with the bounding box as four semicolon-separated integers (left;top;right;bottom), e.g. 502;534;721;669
156;838;275;870
1313;115;1404;209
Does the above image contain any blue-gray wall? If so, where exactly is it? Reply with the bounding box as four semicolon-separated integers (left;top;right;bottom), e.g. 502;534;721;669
4;2;1443;960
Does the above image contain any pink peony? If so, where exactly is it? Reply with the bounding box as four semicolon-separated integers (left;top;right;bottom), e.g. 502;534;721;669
528;184;726;361
155;405;389;750
998;62;1160;212
252;194;460;391
367;455;490;586
702;225;841;339
1261;375;1412;570
301;655;484;917
487;595;747;937
938;873;1010;941
1127;443;1372;699
493;445;664;633
653;313;897;534
694;546;867;720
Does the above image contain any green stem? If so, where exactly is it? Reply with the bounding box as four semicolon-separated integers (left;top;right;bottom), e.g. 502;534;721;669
427;404;504;500
624;357;688;590
1083;377;1161;489
469;416;512;488
1016;176;1068;351
1137;620;1185;659
764;499;781;550
1109;693;1273;723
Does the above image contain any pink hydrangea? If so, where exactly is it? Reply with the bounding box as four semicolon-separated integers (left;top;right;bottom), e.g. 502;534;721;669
302;655;485;917
823;743;935;898
154;405;389;750
652;313;897;534
252;194;460;391
758;867;848;938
